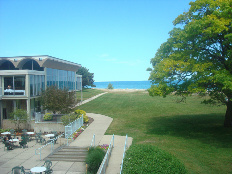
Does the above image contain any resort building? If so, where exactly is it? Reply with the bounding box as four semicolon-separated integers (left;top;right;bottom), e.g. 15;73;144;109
0;55;82;129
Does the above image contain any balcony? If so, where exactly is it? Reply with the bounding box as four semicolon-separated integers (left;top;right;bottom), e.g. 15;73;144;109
4;89;25;96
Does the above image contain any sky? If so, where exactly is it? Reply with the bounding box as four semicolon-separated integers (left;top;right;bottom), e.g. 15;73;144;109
0;0;192;82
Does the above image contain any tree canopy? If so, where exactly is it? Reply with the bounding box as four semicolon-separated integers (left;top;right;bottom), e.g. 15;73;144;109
148;0;232;127
40;86;77;114
77;67;95;88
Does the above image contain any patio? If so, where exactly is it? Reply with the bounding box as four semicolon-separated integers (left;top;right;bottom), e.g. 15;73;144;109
0;134;86;174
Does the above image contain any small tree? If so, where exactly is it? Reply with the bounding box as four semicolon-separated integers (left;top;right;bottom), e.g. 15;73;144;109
40;86;77;114
107;83;114;89
77;67;96;88
10;109;28;131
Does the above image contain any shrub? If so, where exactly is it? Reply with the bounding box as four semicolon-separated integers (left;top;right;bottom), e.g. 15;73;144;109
86;147;106;174
75;109;89;123
75;109;86;116
107;83;114;89
122;144;186;174
43;113;53;121
61;113;78;126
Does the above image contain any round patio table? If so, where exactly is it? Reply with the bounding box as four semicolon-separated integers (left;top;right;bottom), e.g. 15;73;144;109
26;132;35;135
45;134;54;138
9;139;19;142
1;132;11;135
30;166;46;173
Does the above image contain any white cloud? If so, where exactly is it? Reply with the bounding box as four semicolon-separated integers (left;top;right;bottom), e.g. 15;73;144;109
99;53;110;58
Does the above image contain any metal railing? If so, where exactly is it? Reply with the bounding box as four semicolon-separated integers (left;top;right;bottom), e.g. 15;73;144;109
120;134;128;174
65;115;83;139
90;134;95;147
35;133;64;160
97;134;114;174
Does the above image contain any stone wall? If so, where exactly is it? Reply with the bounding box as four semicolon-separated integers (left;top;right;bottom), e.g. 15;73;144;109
2;119;29;130
31;121;65;133
2;120;65;133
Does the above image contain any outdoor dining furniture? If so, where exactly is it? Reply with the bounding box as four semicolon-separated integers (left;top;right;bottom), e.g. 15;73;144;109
26;132;35;141
51;131;58;136
30;166;46;174
45;134;58;144
12;166;32;174
11;166;21;174
41;160;53;174
19;135;29;148
9;138;20;148
4;140;13;150
35;133;46;145
22;129;27;135
45;134;54;138
1;131;11;135
10;129;16;138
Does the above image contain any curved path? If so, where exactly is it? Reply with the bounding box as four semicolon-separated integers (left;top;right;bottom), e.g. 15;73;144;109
69;113;133;174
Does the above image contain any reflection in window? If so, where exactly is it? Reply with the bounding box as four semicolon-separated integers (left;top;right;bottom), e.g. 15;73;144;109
46;68;77;91
30;75;45;97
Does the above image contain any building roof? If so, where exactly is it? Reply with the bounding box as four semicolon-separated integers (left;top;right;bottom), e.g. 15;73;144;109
0;55;82;72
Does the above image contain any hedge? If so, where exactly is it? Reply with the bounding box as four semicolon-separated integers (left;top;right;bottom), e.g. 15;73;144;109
122;144;186;174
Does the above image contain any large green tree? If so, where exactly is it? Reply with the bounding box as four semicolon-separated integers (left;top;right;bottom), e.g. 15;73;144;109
148;0;232;127
77;67;95;88
40;86;77;114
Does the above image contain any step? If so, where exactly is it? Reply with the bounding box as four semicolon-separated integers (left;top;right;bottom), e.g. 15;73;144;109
52;154;87;158
60;149;88;152
47;146;88;162
54;151;87;155
47;157;86;162
49;155;86;159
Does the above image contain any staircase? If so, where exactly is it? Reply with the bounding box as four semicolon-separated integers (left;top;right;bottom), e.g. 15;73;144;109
47;146;88;162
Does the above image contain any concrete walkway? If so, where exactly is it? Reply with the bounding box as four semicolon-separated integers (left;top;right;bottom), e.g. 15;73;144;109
75;92;108;107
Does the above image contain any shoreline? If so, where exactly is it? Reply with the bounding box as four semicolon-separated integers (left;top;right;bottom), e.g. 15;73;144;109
94;88;148;92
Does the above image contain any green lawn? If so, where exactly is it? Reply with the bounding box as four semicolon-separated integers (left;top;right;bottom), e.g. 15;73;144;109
76;88;104;101
76;90;232;173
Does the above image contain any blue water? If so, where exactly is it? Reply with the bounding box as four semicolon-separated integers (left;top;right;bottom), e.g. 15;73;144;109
93;81;152;89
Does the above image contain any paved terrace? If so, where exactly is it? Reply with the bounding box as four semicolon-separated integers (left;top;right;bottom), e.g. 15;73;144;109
0;93;133;174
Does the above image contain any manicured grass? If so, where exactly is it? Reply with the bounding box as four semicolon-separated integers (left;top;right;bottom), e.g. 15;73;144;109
76;88;104;101
77;90;232;173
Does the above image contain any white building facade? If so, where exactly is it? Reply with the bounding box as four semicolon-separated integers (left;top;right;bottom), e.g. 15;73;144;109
0;55;82;129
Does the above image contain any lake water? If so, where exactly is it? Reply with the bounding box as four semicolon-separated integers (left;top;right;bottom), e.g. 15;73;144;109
93;81;152;89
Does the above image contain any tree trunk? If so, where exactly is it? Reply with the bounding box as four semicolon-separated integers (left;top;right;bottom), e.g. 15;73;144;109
224;99;232;127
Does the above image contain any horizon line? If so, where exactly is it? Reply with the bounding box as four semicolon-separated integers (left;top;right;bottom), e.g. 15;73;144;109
94;80;150;83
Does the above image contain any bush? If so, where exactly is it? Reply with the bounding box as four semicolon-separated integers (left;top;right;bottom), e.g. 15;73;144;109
122;144;186;174
107;83;114;89
43;113;53;121
75;109;89;123
61;113;78;126
86;147;106;174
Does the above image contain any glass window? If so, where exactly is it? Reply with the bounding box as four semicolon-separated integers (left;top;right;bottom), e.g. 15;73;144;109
4;76;25;95
14;76;25;90
30;75;34;96
41;76;45;91
4;77;13;90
